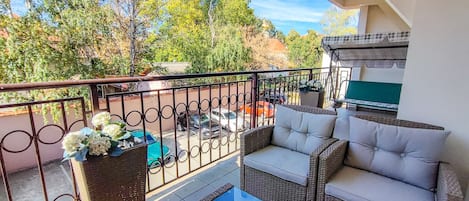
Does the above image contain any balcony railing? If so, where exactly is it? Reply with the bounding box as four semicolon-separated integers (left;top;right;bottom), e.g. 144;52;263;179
0;67;350;201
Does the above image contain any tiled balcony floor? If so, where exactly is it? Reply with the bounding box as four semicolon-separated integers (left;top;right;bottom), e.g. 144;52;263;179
147;154;240;201
0;153;240;201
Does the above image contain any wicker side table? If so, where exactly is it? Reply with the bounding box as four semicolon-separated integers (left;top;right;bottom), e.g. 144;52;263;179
71;144;147;201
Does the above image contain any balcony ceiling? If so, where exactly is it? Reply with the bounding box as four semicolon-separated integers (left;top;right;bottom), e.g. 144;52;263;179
328;0;379;9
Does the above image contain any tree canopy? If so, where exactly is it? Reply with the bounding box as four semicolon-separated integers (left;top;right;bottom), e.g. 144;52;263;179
285;30;323;68
320;6;359;35
0;0;347;87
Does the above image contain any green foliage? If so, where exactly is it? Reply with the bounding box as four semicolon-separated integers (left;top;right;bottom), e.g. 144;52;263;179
206;25;251;72
285;30;323;68
214;0;256;26
148;0;210;73
320;6;359;35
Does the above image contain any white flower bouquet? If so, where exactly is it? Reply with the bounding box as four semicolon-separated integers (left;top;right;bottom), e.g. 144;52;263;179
62;111;132;161
299;79;324;92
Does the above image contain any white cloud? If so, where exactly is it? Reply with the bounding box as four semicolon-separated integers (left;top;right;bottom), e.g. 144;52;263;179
250;0;325;23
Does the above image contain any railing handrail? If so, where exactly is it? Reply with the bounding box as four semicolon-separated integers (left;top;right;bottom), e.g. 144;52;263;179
0;67;334;92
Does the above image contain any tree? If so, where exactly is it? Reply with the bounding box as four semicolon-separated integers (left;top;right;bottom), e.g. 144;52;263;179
206;25;251;72
285;30;323;68
214;0;256;26
320;6;359;35
148;0;210;73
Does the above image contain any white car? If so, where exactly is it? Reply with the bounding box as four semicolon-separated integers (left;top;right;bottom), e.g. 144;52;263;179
210;108;248;132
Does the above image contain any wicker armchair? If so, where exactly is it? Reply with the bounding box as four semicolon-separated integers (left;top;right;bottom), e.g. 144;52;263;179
316;115;464;201
240;104;338;201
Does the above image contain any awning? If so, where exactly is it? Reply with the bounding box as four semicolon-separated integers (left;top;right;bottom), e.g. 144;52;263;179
321;32;410;68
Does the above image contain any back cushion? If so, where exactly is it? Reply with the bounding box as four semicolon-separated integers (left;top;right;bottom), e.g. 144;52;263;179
271;105;336;154
345;117;449;190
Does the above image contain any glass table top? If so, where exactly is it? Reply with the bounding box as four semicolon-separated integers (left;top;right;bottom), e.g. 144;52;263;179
214;187;261;201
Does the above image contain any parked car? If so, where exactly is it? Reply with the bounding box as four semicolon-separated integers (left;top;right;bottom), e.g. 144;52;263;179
176;111;221;139
239;101;275;118
210;108;248;132
131;130;171;169
260;89;287;104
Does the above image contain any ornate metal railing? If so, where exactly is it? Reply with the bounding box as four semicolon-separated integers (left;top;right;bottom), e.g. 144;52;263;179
0;67;351;200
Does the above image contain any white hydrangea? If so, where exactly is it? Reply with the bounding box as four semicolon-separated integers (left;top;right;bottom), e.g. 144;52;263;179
311;80;323;90
102;124;122;140
91;112;111;127
88;134;111;156
62;131;87;154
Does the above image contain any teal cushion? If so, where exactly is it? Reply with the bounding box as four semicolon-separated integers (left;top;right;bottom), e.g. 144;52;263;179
345;81;402;104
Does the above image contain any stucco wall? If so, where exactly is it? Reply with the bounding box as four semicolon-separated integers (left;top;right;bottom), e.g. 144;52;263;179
398;0;469;194
365;5;408;33
360;65;404;83
386;0;416;26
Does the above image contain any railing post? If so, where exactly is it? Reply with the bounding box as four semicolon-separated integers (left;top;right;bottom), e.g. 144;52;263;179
308;68;313;81
250;73;258;128
334;67;340;99
90;84;100;113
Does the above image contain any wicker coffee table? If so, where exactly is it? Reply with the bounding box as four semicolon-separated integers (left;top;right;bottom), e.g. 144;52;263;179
201;183;261;201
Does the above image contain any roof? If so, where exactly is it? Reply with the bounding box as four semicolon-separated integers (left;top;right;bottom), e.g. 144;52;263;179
268;38;287;52
321;32;410;68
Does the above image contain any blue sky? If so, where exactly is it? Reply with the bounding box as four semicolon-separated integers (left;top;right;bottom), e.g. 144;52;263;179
11;1;27;15
249;0;333;35
11;0;333;35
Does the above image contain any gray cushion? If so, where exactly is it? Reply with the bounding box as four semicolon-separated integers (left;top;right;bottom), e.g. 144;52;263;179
345;116;449;190
271;105;336;154
332;115;350;140
244;145;310;186
326;166;434;201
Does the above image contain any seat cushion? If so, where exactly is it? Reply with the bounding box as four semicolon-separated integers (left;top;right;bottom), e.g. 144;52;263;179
345;117;449;190
326;166;434;201
271;105;336;154
244;145;309;186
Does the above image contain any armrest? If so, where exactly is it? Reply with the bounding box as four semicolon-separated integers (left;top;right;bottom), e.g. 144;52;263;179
318;140;348;179
241;125;274;156
436;162;464;201
306;138;338;201
316;140;348;201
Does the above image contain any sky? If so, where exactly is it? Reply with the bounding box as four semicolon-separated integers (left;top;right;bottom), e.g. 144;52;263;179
10;0;333;35
249;0;333;35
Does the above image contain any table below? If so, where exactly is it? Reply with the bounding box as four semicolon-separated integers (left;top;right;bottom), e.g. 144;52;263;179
201;183;261;201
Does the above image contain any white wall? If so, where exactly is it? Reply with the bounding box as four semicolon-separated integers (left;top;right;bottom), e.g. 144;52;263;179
360;65;404;83
366;5;408;33
398;0;469;194
385;0;416;26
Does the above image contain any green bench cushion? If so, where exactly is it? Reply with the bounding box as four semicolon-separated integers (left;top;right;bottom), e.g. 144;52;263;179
343;81;402;110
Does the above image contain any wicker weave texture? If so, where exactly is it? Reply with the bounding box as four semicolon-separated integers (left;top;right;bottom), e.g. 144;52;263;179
240;104;338;201
354;114;444;130
245;166;307;201
72;144;147;201
316;140;347;201
437;163;464;201
282;104;337;115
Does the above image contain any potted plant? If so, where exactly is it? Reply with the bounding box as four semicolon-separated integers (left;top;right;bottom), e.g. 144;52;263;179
62;112;147;201
298;79;325;108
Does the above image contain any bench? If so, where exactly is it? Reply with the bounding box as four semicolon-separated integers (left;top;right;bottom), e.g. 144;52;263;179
338;80;402;112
